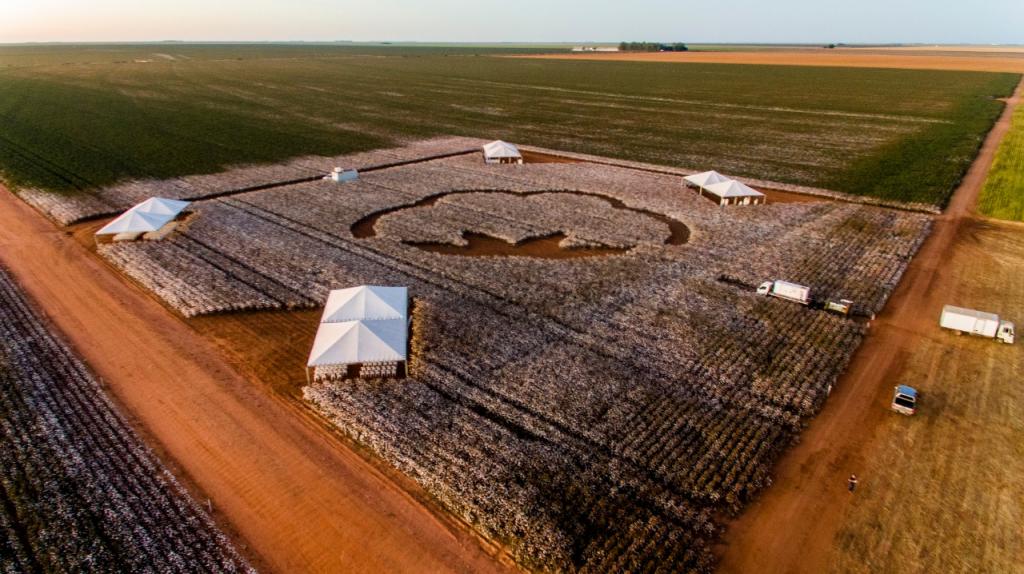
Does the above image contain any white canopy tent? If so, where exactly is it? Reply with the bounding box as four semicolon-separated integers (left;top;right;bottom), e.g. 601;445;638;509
96;197;192;237
701;180;766;206
482;140;523;165
307;285;410;381
684;170;730;189
133;197;191;217
321;286;407;323
307;320;408;367
96;210;170;235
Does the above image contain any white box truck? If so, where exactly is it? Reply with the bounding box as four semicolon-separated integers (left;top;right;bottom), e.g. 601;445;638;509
757;280;811;305
940;305;1014;344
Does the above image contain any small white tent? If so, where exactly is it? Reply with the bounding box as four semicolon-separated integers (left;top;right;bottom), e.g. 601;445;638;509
96;197;192;238
702;180;766;206
307;320;408;367
483;140;523;165
684;170;730;189
321;286;408;323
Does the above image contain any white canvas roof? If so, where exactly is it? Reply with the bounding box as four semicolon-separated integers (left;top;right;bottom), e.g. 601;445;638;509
133;197;191;216
306;319;408;367
96;209;171;235
321;286;408;323
684;170;730;188
96;197;191;236
702;180;765;199
483;140;522;159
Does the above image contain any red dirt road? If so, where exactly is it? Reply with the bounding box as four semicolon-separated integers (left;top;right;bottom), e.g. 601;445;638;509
0;190;510;573
716;79;1023;573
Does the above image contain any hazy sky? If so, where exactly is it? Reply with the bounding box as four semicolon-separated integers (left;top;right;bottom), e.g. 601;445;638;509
3;0;1023;44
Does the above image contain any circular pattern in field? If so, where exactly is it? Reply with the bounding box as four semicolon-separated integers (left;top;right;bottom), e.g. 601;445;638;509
351;189;689;258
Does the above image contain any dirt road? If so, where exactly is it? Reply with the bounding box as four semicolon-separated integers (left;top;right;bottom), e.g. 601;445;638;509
0;189;509;573
716;79;1023;573
517;49;1024;74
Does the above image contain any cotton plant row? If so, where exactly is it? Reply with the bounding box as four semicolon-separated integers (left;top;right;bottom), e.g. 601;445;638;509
17;188;117;226
99;240;282;317
0;269;252;573
305;375;715;573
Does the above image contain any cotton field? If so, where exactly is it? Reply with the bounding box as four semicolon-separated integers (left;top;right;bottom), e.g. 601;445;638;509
0;268;252;573
94;143;931;571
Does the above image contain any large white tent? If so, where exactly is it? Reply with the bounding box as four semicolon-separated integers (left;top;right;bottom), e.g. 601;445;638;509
307;285;409;381
702;180;766;206
482;140;523;165
321;286;407;323
684;170;730;189
307;320;408;367
132;197;191;217
96;197;192;237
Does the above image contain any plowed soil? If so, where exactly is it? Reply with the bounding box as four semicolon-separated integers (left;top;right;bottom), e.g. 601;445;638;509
517;49;1024;73
716;78;1023;573
0;188;512;574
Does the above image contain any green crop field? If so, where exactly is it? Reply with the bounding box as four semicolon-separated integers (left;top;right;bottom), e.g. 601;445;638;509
0;44;1017;206
978;103;1024;220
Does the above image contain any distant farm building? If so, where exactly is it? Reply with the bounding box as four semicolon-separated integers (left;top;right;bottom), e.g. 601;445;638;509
684;172;765;206
306;285;409;382
483;140;523;165
95;197;191;242
327;167;359;183
572;46;621;52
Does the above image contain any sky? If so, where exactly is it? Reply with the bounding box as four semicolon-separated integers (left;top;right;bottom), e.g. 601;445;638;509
2;0;1023;45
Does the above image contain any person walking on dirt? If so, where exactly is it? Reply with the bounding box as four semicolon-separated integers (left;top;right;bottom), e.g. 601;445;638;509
848;474;859;493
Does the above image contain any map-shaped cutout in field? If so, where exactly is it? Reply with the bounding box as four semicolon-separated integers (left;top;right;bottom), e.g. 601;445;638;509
353;190;689;258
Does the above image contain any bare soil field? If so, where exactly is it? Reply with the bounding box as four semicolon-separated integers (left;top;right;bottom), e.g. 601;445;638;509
517;49;1024;74
717;77;1023;574
0;184;511;574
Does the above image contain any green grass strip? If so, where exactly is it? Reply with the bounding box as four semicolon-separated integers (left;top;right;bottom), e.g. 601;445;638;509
978;103;1024;220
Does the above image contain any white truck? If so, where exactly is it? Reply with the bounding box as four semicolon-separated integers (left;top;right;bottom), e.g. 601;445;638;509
757;280;811;305
891;385;918;416
940;305;1014;344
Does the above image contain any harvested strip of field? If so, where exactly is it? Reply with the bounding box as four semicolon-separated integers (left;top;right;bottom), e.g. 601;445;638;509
515;48;1024;74
0;45;1015;208
96;142;932;571
0;266;252;573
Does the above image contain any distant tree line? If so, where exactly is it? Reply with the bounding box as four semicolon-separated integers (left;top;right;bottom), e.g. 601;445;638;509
618;42;689;52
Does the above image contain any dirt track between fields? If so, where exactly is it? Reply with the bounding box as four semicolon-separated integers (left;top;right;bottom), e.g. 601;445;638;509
0;189;511;573
517;49;1024;73
716;77;1023;574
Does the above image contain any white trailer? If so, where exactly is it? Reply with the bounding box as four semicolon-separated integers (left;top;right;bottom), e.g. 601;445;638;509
940;305;1014;344
757;280;811;305
327;167;359;183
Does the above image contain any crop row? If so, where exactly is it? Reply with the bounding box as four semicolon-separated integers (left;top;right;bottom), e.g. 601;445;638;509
0;267;252;572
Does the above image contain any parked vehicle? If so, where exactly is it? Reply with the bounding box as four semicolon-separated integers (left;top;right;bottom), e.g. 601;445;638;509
891;385;918;415
757;280;811;305
940;305;1014;344
825;299;854;316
